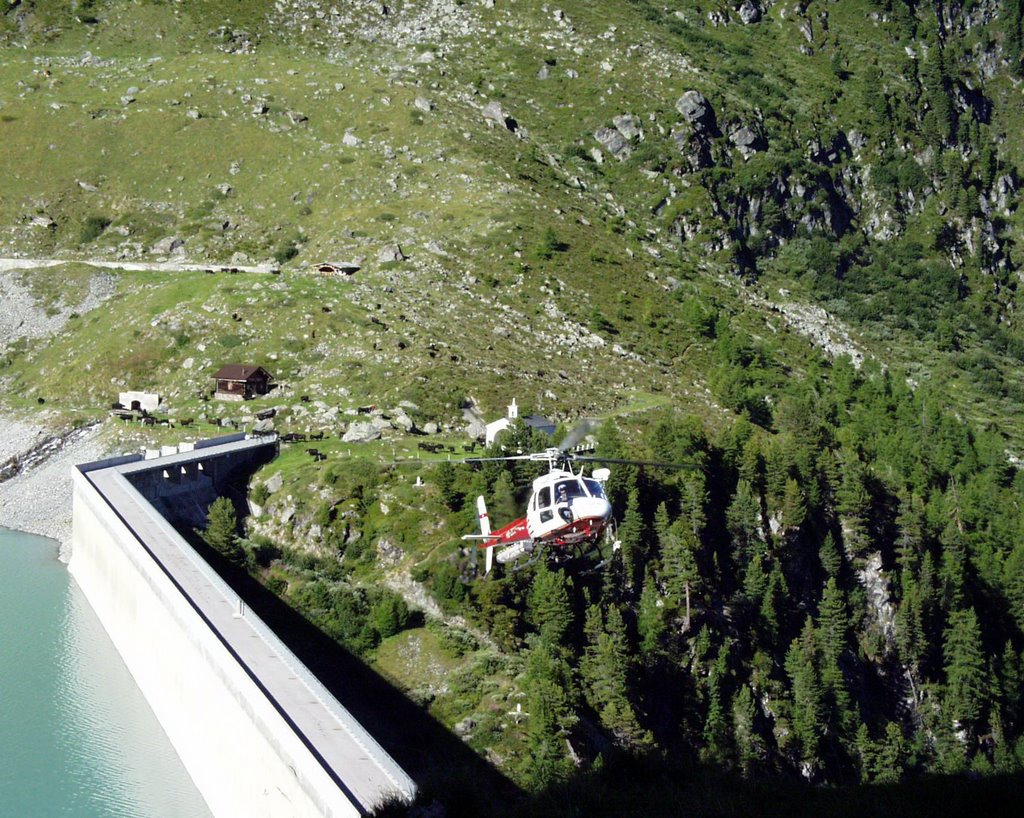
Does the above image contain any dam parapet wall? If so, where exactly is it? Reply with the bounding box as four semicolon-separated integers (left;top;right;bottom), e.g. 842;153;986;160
69;435;415;817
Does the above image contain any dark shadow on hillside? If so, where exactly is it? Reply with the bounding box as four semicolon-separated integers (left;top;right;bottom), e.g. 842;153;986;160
518;752;1024;818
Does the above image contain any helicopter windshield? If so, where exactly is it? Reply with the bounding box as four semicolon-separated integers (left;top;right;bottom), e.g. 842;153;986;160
583;479;605;499
554;480;585;502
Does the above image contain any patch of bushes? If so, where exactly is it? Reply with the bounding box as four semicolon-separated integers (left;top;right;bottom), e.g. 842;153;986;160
79;215;111;244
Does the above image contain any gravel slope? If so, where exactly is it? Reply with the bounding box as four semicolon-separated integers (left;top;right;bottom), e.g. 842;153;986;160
0;416;108;547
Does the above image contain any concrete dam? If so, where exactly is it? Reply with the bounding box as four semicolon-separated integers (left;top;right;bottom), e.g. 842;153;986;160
69;434;416;817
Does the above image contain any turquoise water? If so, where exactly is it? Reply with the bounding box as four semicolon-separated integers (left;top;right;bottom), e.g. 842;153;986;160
0;527;211;817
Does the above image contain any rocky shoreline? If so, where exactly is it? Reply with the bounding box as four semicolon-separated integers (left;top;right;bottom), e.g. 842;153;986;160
0;416;108;548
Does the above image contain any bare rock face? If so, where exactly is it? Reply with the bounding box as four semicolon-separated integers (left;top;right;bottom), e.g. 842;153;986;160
672;127;714;171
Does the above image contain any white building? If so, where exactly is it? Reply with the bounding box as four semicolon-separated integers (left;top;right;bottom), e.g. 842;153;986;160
485;399;556;446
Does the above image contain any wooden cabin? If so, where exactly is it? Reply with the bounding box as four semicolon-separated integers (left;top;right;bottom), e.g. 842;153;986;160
213;365;273;401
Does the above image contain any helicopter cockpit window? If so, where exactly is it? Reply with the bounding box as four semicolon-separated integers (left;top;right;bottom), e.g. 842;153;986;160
556;481;584;502
538;486;552;508
584;479;605;499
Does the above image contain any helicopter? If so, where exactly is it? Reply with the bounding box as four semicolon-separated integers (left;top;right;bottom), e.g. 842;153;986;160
460;428;693;574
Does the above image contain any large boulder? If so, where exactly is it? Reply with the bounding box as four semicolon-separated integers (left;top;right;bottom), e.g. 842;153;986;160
378;244;407;263
675;90;716;133
343;420;386;443
612;114;643;141
393;409;416;433
594;126;630;159
738;1;762;24
729;125;767;158
462;403;487;440
482;100;519;133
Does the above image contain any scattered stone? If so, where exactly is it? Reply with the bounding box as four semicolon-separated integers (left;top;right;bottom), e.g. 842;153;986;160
251;103;269;116
30;215;56;228
287;110;308;125
342;132;363;147
414;96;434;113
186;108;202;119
537;64;550;80
216;183;233;196
77;180;99;192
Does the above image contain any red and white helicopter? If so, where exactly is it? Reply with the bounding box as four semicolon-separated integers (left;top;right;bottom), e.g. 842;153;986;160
462;431;689;574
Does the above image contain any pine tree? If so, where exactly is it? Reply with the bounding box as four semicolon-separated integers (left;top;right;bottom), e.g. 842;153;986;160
817;578;853;735
760;561;789;643
636;576;665;654
435;460;462;511
527;561;573;648
785;617;824;767
201;496;246;566
661;518;699;632
1003;541;1024;633
732;684;764;777
819;532;842;578
523;638;577;789
726;479;762;556
582;604;650;750
702;656;732;765
943;607;988;732
873;722;906;784
617;488;645;590
780;477;807;533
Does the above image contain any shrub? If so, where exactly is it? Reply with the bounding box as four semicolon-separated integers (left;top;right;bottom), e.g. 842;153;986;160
79;215;111;244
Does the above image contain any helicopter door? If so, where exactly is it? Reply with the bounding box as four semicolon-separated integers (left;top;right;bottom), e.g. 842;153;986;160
537;485;553;523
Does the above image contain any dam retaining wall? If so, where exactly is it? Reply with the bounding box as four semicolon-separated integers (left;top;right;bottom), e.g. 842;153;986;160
68;436;414;817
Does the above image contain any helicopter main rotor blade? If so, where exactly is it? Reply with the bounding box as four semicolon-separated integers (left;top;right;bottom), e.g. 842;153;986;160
463;455;537;463
558;419;597;452
570;455;699;470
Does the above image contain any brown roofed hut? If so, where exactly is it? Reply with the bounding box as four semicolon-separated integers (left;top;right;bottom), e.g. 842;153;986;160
213;365;273;401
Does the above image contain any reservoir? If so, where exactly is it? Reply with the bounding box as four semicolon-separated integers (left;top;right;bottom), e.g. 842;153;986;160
0;527;211;818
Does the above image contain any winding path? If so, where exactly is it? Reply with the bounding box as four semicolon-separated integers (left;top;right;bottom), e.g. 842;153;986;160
0;256;280;275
